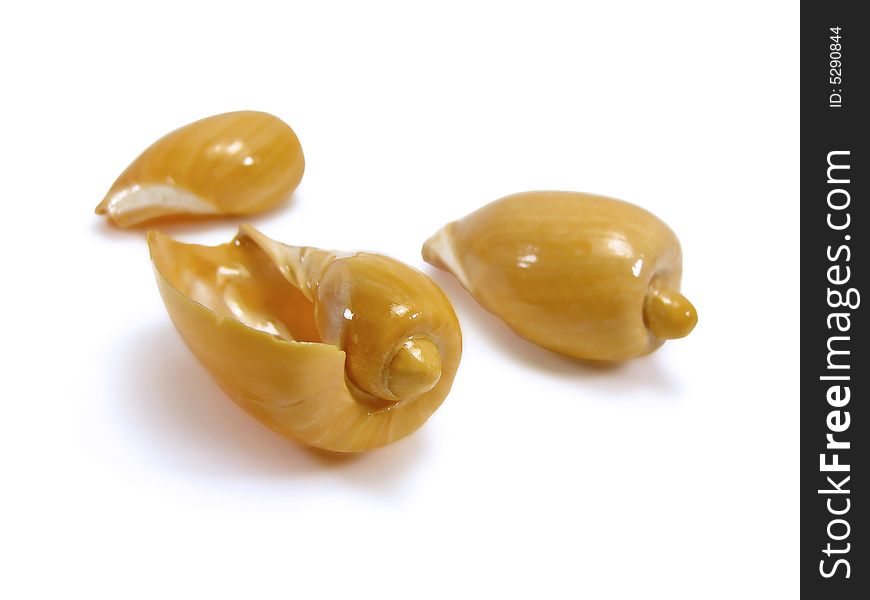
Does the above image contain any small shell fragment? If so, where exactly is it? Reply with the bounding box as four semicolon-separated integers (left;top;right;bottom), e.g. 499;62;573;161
96;111;304;227
422;191;697;361
149;226;462;452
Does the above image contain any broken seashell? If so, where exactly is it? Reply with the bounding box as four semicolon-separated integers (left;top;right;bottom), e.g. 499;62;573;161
149;226;461;452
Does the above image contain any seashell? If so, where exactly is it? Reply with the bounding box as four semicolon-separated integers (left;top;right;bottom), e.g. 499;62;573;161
422;191;697;361
96;111;304;227
148;226;461;452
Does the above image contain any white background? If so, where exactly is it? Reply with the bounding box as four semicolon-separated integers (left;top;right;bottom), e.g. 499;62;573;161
1;1;799;598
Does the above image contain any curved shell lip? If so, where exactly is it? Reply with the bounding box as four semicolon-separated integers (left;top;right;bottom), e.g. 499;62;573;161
97;184;226;228
146;229;337;353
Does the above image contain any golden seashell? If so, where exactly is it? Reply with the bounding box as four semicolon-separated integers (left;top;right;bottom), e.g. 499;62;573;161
96;111;304;227
148;226;462;452
422;191;697;361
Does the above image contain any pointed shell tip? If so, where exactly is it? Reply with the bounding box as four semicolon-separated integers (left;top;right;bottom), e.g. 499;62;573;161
644;288;698;340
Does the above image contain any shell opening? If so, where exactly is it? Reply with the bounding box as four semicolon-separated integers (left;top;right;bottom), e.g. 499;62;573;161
147;231;322;343
97;184;219;227
644;287;698;340
388;338;442;399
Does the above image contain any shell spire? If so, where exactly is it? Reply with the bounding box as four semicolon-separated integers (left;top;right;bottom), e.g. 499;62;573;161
643;286;697;340
388;338;442;398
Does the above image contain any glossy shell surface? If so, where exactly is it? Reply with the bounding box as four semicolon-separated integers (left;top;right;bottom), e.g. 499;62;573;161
97;111;304;227
423;191;696;361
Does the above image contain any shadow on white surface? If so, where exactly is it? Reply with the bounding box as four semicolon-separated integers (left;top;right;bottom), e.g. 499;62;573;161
425;268;683;396
108;322;430;488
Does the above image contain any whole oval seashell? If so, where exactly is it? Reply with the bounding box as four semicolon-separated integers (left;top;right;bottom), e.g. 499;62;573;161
422;191;697;361
148;226;461;452
96;111;304;227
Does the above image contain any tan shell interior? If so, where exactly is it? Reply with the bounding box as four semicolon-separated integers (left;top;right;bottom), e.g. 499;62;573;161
150;233;320;343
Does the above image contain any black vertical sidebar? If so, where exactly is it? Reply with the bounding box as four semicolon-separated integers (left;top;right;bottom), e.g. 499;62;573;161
801;2;868;598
